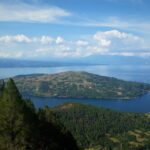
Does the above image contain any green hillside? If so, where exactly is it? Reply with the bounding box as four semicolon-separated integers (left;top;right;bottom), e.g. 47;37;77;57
14;71;150;99
1;78;150;150
0;79;79;150
53;103;150;150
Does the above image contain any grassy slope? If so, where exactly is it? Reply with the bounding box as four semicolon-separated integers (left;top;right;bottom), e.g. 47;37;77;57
14;71;150;99
53;103;150;150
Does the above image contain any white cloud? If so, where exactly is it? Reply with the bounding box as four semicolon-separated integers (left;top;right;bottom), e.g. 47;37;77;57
39;36;53;44
0;30;149;58
0;35;56;44
0;50;23;58
69;17;150;34
0;1;149;37
93;33;111;47
0;34;31;43
109;52;150;57
76;40;88;46
0;2;71;23
93;30;143;49
56;36;64;44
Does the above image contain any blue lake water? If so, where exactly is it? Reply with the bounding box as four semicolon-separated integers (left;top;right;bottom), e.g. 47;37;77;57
25;93;150;113
0;65;150;112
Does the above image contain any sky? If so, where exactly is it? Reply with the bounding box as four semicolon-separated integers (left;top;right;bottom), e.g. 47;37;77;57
0;0;150;60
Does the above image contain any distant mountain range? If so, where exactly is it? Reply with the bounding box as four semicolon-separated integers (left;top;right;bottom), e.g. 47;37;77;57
0;55;149;67
0;58;99;68
73;55;150;65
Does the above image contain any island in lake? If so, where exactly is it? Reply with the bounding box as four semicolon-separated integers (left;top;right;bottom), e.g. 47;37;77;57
13;71;150;99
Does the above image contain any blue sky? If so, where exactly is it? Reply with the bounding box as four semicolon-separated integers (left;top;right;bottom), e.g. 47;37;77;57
0;0;150;60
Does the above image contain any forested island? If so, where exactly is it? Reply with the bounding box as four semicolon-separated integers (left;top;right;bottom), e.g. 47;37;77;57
0;79;150;150
14;71;150;99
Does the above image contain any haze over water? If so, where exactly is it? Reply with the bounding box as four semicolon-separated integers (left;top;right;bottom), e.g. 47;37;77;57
0;65;150;84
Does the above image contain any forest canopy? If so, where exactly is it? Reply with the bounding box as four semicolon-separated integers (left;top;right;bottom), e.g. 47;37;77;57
0;79;79;150
0;79;150;150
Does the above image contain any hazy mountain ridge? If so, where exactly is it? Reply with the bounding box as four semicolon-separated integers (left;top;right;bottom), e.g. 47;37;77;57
0;56;150;68
0;58;99;68
13;71;150;99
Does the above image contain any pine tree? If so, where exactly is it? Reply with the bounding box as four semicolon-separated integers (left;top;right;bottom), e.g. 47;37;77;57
2;79;21;101
0;79;4;98
0;79;79;150
0;79;27;150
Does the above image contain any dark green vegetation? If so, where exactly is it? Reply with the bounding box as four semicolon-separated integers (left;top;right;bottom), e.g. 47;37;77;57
0;79;4;96
14;71;150;99
0;79;79;150
53;103;150;150
1;78;150;150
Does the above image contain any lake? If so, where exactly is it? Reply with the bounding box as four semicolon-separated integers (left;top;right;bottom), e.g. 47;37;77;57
25;93;150;113
0;65;150;112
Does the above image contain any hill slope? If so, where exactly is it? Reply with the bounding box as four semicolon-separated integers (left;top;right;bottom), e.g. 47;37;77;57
53;103;150;150
0;79;79;150
14;71;150;99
